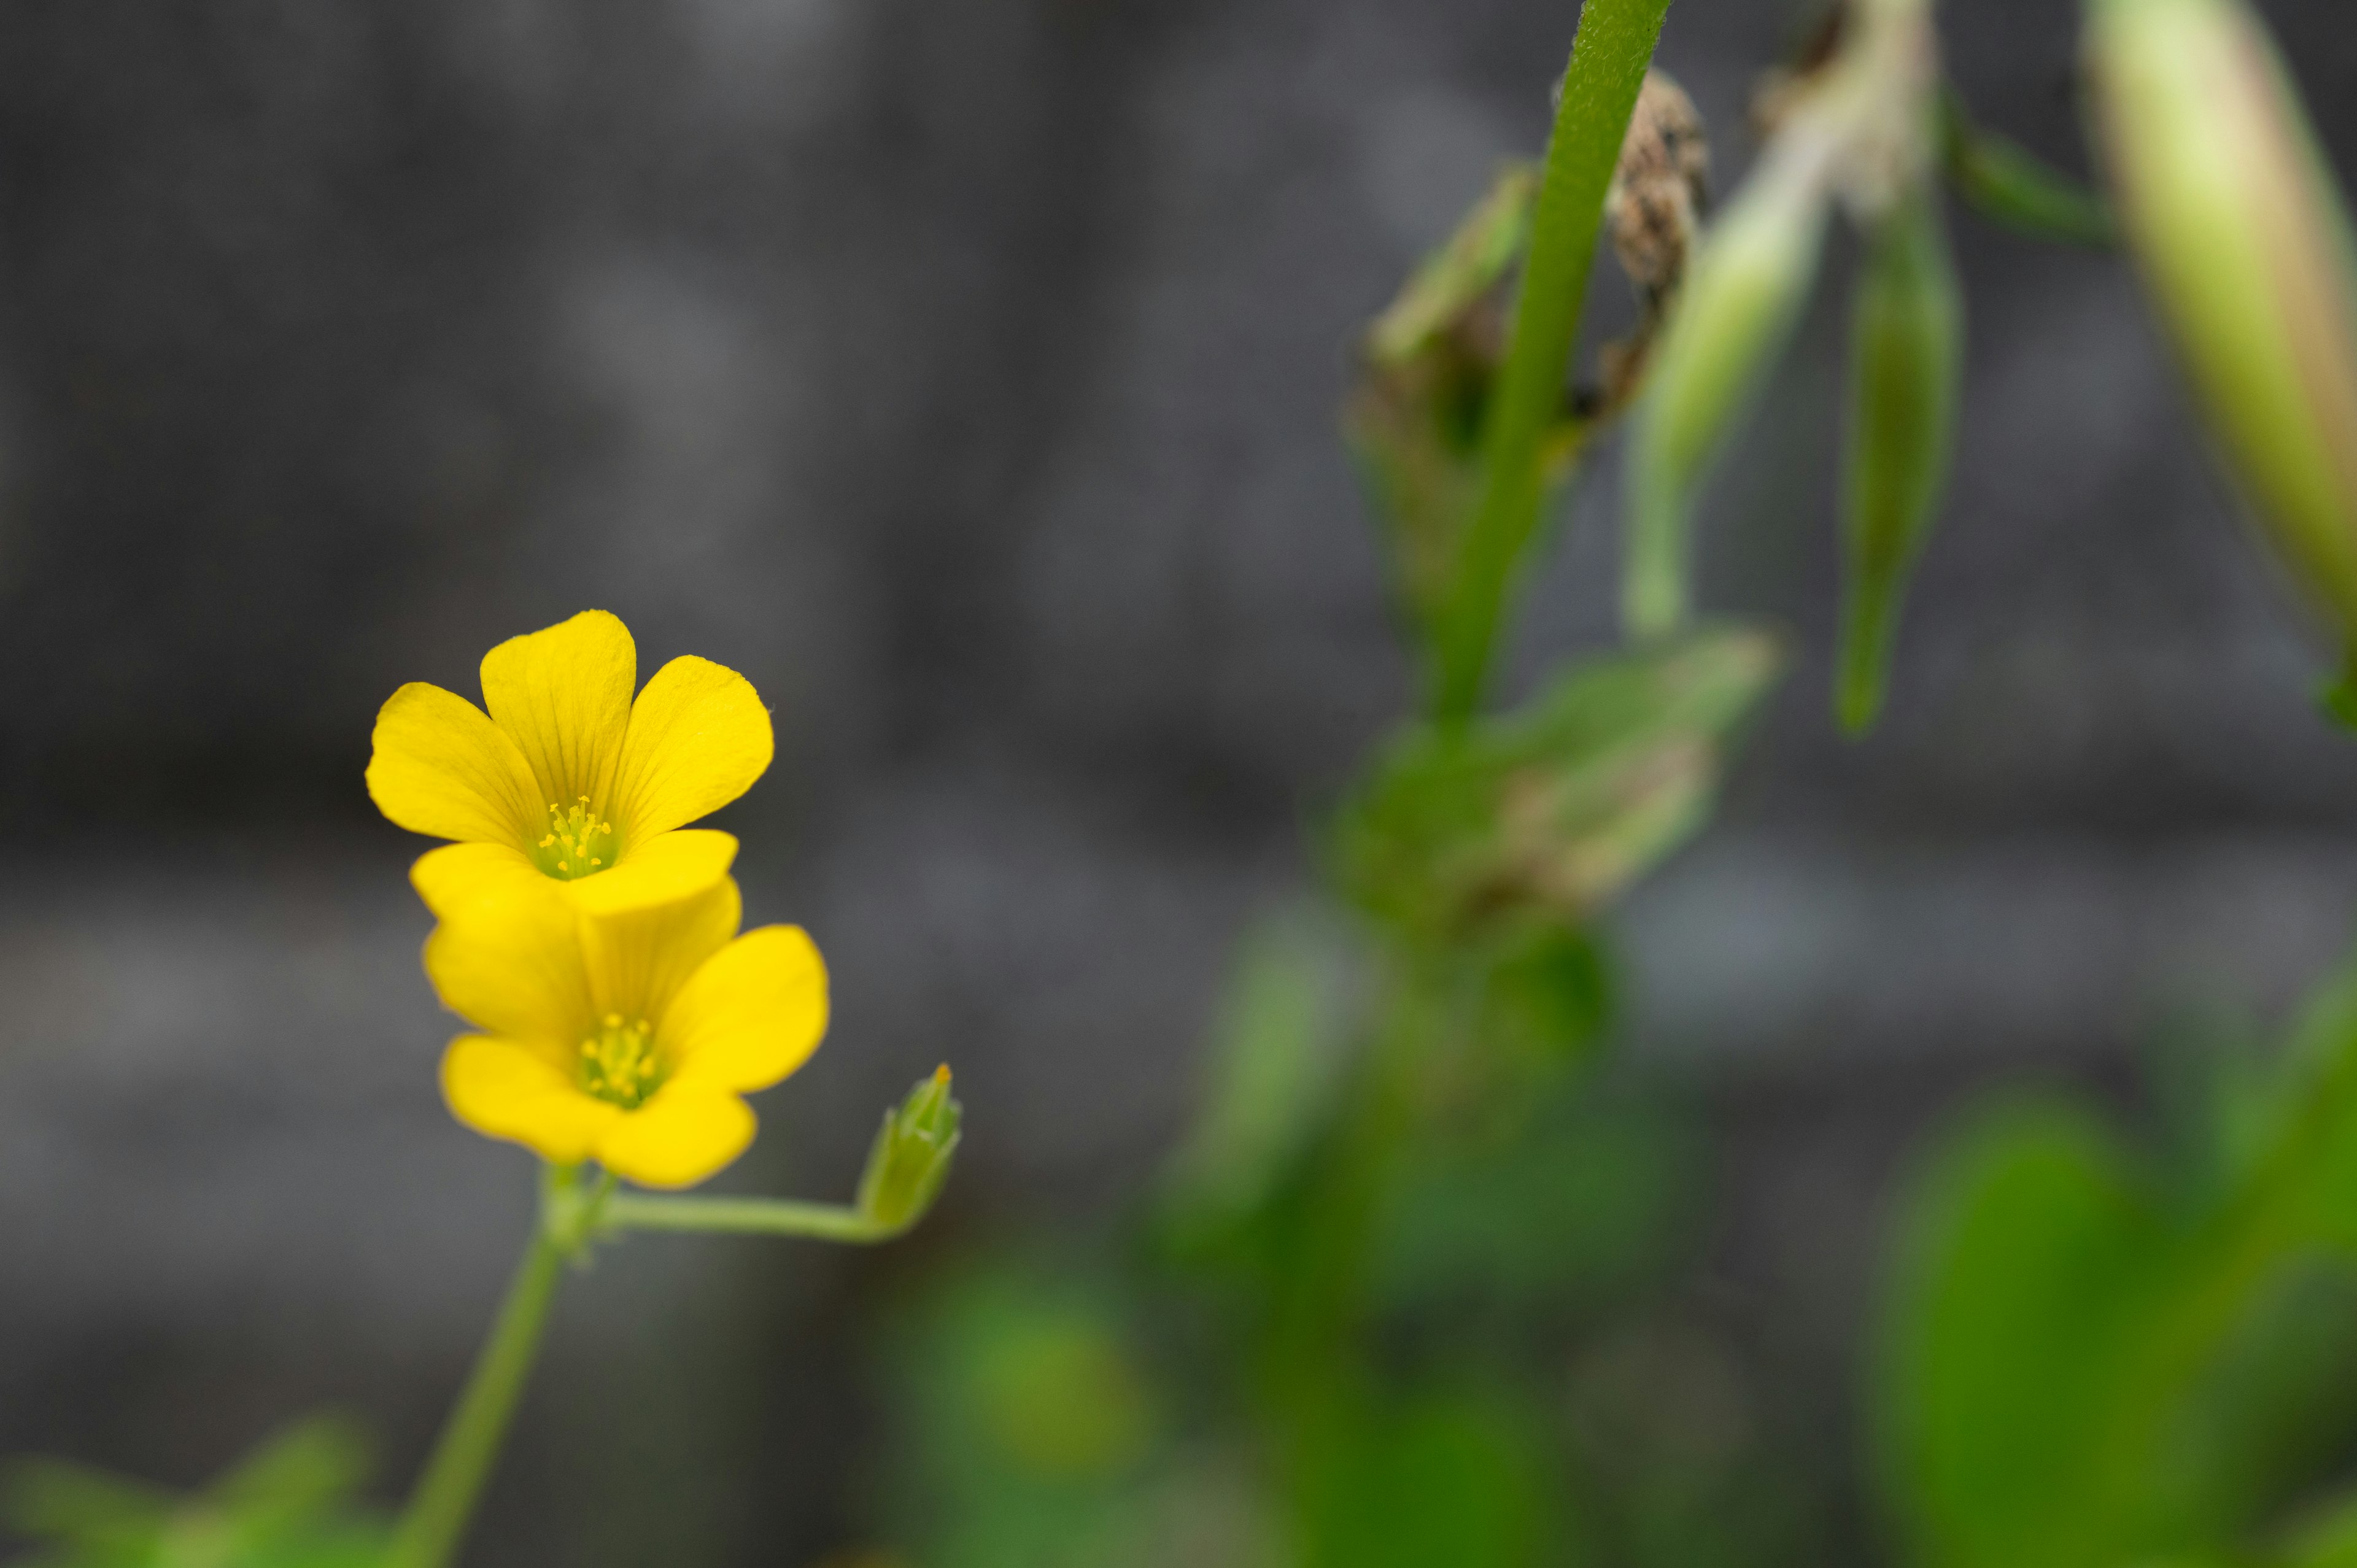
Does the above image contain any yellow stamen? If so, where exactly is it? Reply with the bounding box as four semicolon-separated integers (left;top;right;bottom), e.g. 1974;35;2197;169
577;1016;664;1109
527;796;619;881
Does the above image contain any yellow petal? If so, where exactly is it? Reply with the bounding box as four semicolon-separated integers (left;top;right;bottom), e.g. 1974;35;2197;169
610;656;775;841
366;683;543;845
565;830;739;917
443;1033;622;1164
479;610;637;815
594;1086;756;1188
664;925;829;1094
424;884;594;1044
411;841;551;921
579;877;742;1025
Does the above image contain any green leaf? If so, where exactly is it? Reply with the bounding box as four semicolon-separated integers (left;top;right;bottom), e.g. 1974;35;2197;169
1941;94;2114;248
1876;1103;2163;1568
1836;183;1962;735
1161;908;1359;1236
1364;168;1541;371
1371;1083;1693;1315
1473;921;1614;1079
1334;626;1786;948
4;1416;384;1568
1875;956;2357;1568
2283;1483;2357;1567
1298;1388;1558;1568
1347;167;1547;646
879;1260;1176;1568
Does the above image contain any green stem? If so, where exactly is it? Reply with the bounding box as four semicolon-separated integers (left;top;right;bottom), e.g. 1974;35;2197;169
1941;91;2114;249
603;1194;897;1243
1428;0;1673;725
2075;1016;2357;1550
387;1168;576;1568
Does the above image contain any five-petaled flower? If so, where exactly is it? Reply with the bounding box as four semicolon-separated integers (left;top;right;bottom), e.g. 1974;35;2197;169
428;875;827;1188
367;610;773;919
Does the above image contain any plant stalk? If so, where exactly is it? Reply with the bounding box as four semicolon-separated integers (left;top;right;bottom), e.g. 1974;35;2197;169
1428;0;1674;724
603;1194;898;1243
385;1169;575;1568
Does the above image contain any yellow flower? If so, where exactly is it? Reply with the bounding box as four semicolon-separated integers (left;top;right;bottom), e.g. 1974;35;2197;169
366;610;773;919
427;876;827;1188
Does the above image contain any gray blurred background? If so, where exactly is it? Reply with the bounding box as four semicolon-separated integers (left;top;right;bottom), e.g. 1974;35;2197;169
1;0;2353;1562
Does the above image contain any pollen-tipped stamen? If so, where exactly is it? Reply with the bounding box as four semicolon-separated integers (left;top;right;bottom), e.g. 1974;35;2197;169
531;795;618;879
578;1014;665;1108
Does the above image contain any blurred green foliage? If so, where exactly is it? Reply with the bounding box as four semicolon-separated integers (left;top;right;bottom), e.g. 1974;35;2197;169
1880;967;2357;1568
25;4;2357;1567
4;1419;386;1568
865;109;1798;1554
863;1;2357;1564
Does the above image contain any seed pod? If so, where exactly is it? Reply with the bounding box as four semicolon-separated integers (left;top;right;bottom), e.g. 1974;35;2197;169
2087;0;2357;652
1606;71;1711;312
1838;187;1962;735
1623;132;1835;638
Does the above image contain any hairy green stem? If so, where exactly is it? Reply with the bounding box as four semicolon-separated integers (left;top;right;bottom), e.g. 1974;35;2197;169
1428;0;1674;724
387;1168;580;1568
603;1194;898;1243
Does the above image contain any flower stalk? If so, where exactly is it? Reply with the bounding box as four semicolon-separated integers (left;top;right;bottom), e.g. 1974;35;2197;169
1425;0;1674;724
602;1194;900;1243
386;1165;600;1568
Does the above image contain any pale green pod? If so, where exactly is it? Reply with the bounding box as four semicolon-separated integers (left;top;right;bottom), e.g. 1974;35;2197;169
2088;0;2357;651
1624;132;1834;639
1838;187;1963;736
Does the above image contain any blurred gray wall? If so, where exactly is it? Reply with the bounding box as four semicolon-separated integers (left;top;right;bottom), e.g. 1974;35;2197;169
1;0;2354;1562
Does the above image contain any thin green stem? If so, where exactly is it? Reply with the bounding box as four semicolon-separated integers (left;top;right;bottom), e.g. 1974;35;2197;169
387;1168;578;1568
2073;1024;2357;1548
1941;91;2114;249
1428;0;1674;725
603;1194;897;1243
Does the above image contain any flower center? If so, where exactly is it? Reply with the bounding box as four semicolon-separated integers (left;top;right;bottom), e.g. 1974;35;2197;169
531;796;617;879
578;1013;665;1109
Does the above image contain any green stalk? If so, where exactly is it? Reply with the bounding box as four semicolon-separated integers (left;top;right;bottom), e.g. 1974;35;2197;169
602;1194;899;1243
386;1170;578;1568
1427;0;1674;724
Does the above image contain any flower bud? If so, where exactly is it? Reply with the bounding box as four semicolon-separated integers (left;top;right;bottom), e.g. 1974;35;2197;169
1839;185;1962;735
857;1066;961;1235
2087;0;2357;652
1624;131;1835;638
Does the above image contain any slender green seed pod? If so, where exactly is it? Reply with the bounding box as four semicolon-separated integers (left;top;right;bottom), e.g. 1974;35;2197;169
2087;0;2357;652
1624;132;1835;639
1838;186;1963;736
